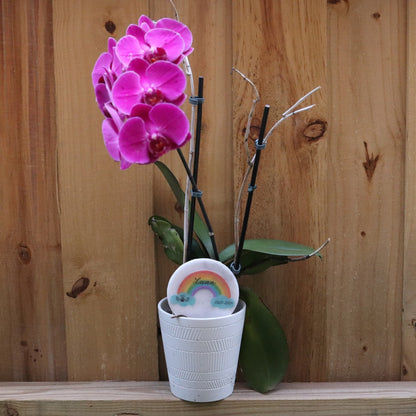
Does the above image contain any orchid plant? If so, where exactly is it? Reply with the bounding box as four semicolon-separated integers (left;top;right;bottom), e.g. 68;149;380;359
92;10;328;394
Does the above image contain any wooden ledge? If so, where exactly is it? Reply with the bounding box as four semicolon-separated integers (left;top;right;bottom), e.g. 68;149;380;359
0;381;415;415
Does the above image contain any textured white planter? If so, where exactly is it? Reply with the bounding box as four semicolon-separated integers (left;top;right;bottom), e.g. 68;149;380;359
158;297;246;402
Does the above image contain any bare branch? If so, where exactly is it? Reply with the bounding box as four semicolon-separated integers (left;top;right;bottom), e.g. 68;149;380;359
282;86;321;117
231;68;261;260
232;68;260;163
264;87;321;144
169;0;180;20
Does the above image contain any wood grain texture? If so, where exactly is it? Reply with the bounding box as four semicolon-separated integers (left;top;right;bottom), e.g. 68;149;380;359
327;0;406;380
0;0;414;386
0;0;67;381
53;0;158;381
232;0;328;381
403;0;416;380
0;381;415;416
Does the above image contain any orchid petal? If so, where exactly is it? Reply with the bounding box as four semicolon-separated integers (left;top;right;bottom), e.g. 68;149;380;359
102;118;121;161
156;18;193;53
149;103;190;146
145;61;186;100
183;47;194;57
116;35;145;67
112;71;142;115
92;52;112;86
126;24;146;43
145;28;184;62
107;37;117;54
105;104;124;130
138;15;155;31
120;156;132;170
170;93;186;107
111;52;123;76
131;103;152;121
119;117;151;164
95;84;111;114
127;58;149;77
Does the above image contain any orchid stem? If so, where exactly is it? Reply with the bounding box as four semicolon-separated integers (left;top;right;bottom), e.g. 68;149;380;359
181;58;195;263
186;77;204;261
232;105;270;275
177;148;219;261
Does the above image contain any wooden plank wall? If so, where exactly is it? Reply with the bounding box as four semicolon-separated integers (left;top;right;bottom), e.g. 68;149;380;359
0;0;413;384
404;0;416;381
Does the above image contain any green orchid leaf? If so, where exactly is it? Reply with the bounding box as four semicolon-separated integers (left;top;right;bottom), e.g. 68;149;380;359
220;239;319;262
234;251;288;274
219;239;320;275
148;215;183;265
155;161;215;258
148;215;205;263
168;219;207;260
239;286;289;393
155;161;184;206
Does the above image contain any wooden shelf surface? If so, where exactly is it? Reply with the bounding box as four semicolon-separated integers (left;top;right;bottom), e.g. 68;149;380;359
0;381;415;415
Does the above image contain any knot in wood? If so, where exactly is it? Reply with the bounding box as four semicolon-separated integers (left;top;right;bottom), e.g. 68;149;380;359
66;277;90;298
303;120;327;141
363;141;380;181
17;243;31;264
105;20;116;34
242;117;261;141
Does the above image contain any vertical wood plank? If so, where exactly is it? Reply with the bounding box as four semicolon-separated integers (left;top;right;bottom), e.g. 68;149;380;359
150;0;234;379
403;0;416;380
53;0;158;381
0;0;67;380
232;0;328;381
150;0;234;293
327;0;405;380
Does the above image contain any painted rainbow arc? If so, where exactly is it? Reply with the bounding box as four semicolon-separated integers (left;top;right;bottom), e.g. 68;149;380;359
177;270;231;298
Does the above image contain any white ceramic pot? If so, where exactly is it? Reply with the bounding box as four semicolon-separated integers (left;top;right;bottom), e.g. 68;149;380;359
158;297;246;402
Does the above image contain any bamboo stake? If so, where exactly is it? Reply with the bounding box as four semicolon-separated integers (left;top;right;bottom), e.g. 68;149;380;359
231;105;270;275
186;77;204;261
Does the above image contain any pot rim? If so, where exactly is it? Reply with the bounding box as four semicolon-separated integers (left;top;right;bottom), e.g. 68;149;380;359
158;297;246;323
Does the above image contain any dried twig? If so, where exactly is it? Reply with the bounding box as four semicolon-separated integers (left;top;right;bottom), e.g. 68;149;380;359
232;81;321;261
231;69;260;253
232;68;260;162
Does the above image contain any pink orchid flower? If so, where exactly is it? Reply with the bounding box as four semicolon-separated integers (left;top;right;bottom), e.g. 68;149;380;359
136;15;193;58
92;14;193;168
92;38;123;115
101;104;132;170
92;38;122;87
155;18;193;57
116;15;193;67
112;59;186;115
116;28;185;67
119;103;191;165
